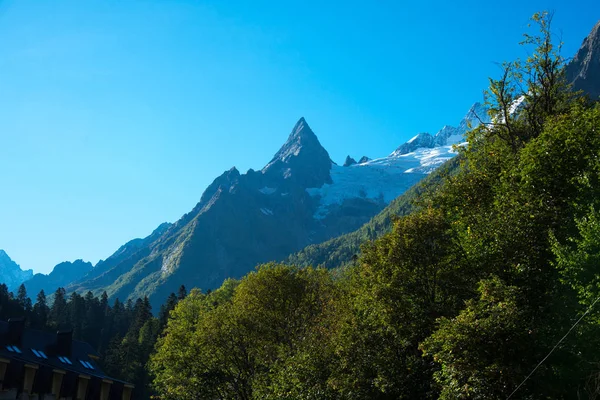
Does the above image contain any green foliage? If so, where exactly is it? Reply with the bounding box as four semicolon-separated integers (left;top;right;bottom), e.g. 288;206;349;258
323;208;472;399
421;277;527;399
5;11;600;399
554;208;600;306
150;265;341;400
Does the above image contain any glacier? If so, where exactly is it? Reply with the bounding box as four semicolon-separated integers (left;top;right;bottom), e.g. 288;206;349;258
307;102;490;220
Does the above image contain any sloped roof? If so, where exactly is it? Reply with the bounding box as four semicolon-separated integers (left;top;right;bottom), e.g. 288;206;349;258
0;320;128;385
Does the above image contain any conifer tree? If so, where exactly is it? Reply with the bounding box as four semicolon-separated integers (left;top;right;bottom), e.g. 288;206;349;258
177;284;187;300
50;287;68;330
16;284;32;315
32;290;49;329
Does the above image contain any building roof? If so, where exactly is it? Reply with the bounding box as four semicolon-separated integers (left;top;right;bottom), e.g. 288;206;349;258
0;319;128;385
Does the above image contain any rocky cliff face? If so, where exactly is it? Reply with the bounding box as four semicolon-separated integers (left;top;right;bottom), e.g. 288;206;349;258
0;250;33;290
566;21;600;100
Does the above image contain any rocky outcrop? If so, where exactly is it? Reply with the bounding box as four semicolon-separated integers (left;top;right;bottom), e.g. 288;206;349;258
262;117;332;188
343;156;357;167
0;250;33;290
566;21;600;100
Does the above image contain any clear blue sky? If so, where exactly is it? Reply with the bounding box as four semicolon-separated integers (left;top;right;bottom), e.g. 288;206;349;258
1;0;598;274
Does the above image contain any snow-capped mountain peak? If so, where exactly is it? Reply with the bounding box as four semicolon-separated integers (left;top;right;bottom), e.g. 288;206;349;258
391;102;490;157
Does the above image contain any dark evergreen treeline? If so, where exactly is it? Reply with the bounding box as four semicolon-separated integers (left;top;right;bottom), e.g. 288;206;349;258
0;282;187;399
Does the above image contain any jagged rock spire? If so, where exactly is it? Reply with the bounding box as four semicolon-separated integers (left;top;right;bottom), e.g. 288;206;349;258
262;118;332;188
343;156;357;167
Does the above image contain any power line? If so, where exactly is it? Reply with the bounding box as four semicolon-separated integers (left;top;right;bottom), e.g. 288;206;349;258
506;295;600;400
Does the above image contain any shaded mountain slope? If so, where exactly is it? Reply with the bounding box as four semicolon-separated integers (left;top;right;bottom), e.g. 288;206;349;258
567;20;600;100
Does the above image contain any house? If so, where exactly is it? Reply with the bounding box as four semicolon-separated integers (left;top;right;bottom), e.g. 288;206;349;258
0;318;134;400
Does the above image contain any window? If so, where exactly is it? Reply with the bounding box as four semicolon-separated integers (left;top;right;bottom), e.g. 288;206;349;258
31;349;49;359
79;360;95;370
6;345;22;353
59;356;73;365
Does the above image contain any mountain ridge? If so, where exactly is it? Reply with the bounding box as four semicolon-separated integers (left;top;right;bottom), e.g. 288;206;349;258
58;100;489;309
0;250;33;290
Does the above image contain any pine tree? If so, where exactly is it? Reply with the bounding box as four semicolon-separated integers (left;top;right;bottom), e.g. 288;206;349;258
158;293;178;330
50;287;68;330
177;285;187;301
16;284;32;315
32;290;49;330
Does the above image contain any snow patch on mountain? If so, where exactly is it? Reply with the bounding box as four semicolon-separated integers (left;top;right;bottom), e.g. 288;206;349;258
307;145;457;219
307;102;488;220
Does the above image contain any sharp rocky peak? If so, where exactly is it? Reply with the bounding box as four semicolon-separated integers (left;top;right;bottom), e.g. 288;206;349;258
343;156;357;167
262;118;332;188
0;250;33;289
266;118;322;163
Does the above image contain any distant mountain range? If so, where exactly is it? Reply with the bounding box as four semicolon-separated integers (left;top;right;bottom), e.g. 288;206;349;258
23;260;93;298
3;19;599;310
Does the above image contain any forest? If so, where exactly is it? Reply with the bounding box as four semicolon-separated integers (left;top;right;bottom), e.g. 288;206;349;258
2;12;600;399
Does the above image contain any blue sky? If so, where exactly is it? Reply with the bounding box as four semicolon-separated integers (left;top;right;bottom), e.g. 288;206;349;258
1;0;599;274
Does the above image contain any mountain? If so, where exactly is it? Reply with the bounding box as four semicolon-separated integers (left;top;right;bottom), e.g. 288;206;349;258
291;22;600;271
23;259;93;298
566;20;600;100
63;109;489;309
66;223;172;295
343;156;357;167
0;250;33;290
288;102;492;269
